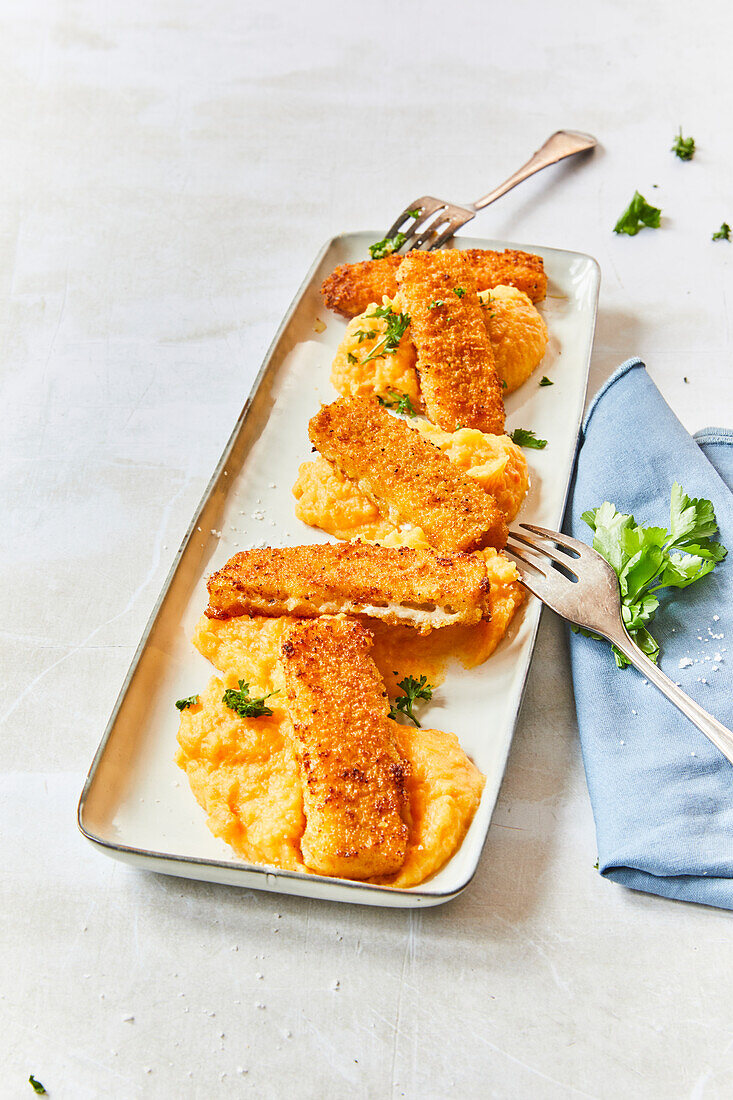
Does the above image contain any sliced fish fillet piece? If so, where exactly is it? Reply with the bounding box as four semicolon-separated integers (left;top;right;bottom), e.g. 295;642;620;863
321;247;547;318
279;616;409;879
205;542;492;631
396;250;505;434
308;396;508;552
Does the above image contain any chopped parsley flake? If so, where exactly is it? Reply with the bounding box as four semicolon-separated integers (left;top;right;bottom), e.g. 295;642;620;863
388;675;434;727
369;232;407;260
453;287;466;298
671;128;695;161
712;222;731;241
539;376;553;386
359;305;411;364
175;695;199;711
428;299;445;310
222;680;278;719
510;428;547;449
377;390;417;417
29;1078;47;1096
346;351;358;363
613;191;662;236
407;208;421;219
355;329;376;343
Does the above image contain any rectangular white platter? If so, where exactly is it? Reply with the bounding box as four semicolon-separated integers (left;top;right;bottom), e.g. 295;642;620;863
78;231;600;909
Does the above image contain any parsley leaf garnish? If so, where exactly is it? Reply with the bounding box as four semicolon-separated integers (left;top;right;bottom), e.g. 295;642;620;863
369;232;407;260
712;222;731;241
407;208;421;219
579;483;727;667
428;299;445;310
388;675;434;727
355;329;376;343
509;428;547;449
671;128;695;161
453;287;466;298
613;191;662;236
346;351;358;364
222;680;278;718
377;390;417;417
29;1078;47;1095
175;695;199;711
539;376;553;387
359;305;411;364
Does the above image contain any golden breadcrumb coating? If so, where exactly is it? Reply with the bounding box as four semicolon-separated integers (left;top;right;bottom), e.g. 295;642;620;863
194;546;525;690
330;296;421;408
396;250;505;434
330;285;549;407
184;613;492;886
480;285;549;393
373;725;484;888
406;420;528;522
308;396;507;552
321;248;547;318
293;419;527;540
205;543;492;631
279;616;409;879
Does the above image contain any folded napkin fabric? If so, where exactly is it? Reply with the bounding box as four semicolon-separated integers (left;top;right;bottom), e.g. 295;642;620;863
566;358;733;909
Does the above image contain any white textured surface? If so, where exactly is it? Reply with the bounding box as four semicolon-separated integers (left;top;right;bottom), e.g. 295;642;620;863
2;2;732;1097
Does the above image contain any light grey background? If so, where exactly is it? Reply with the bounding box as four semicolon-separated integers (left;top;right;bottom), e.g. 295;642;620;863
2;1;732;1097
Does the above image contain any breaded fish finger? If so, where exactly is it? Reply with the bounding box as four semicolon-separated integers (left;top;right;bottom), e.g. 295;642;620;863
280;616;409;879
321;247;547;318
206;543;492;630
396;251;505;434
308;396;508;551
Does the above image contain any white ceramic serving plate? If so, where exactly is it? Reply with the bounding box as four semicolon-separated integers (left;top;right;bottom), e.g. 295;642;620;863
78;231;599;908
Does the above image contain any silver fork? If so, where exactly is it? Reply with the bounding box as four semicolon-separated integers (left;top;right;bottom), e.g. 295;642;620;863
384;130;597;252
505;522;733;765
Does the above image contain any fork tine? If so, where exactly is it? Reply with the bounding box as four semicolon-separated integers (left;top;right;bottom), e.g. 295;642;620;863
518;523;591;557
383;198;443;244
409;214;453;251
429;220;461;250
509;531;580;576
502;544;548;577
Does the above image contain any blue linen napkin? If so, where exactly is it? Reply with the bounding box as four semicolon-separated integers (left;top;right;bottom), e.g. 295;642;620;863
565;358;733;909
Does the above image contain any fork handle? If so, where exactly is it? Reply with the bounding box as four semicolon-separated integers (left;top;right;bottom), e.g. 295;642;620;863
472;130;597;211
608;629;733;766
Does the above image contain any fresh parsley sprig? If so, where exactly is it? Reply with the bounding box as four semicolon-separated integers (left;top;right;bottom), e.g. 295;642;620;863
175;695;199;711
222;680;279;718
510;428;547;449
389;675;434;728
712;222;731;241
614;191;662;236
671;128;695;161
358;305;411;365
369;233;406;260
377;390;417;417
579;483;727;667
